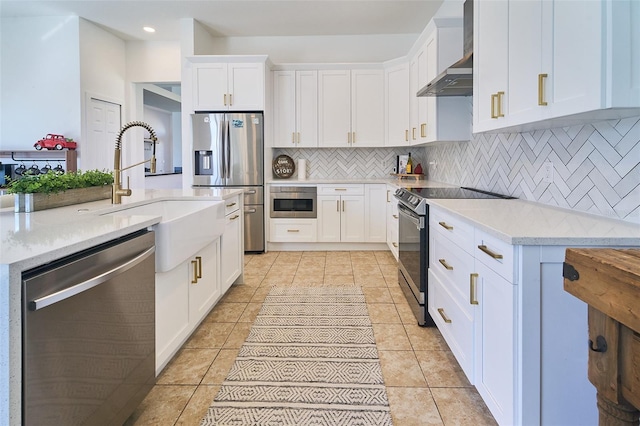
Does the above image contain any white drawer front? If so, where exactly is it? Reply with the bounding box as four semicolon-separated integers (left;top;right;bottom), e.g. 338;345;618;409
317;184;364;196
430;229;477;316
430;206;475;254
270;219;317;242
224;195;241;215
428;269;474;381
474;229;515;283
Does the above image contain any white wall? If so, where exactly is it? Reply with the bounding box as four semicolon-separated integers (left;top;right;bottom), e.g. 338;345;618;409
143;105;173;174
206;34;419;63
126;41;181;83
0;16;81;150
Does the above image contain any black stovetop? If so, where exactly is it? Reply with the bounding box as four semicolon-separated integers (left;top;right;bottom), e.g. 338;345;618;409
394;186;514;215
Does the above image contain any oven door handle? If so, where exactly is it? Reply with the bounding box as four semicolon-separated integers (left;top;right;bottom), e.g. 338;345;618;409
398;203;424;230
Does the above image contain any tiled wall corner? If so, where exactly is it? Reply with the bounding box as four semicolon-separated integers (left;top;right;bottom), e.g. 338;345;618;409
271;147;422;180
424;116;640;224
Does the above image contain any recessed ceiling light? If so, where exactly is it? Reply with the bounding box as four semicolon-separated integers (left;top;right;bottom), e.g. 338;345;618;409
143;27;156;33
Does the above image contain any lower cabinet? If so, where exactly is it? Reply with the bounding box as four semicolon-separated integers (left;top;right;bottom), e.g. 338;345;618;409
221;203;242;294
270;218;318;242
156;239;221;374
386;185;399;259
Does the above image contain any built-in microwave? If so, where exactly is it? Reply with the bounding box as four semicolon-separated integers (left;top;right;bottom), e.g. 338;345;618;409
269;186;317;218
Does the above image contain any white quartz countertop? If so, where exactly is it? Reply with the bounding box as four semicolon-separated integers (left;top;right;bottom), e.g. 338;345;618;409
0;188;243;269
267;177;455;188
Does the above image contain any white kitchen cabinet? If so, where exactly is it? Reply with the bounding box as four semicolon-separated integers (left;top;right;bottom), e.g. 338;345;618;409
192;61;265;111
364;184;387;243
474;0;640;133
221;197;242;294
318;69;384;147
384;63;410;147
317;184;365;242
385;186;399;259
273;70;318;147
269;218;318;242
156;239;221;374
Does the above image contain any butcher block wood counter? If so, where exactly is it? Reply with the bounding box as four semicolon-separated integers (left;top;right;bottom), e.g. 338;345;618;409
564;248;640;426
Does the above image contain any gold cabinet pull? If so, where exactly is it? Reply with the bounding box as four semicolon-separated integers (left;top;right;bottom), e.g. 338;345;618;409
297;132;301;144
287;229;300;233
196;256;202;279
334;188;347;191
336;200;340;211
439;259;453;270
420;123;426;138
392;242;398;247
224;94;227;106
342;200;345;211
497;91;505;117
226;202;237;208
191;260;199;284
470;273;479;305
490;94;497;119
538;73;548;106
478;244;503;259
292;132;296;144
230;214;239;220
386;190;390;203
405;129;409;141
229;93;232;106
438;221;453;231
412;127;416;140
437;308;452;323
393;214;399;219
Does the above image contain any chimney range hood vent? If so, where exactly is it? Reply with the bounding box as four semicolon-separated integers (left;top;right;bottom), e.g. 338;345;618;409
418;0;473;97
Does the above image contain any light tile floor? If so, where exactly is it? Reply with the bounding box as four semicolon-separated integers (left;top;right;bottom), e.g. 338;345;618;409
126;251;497;426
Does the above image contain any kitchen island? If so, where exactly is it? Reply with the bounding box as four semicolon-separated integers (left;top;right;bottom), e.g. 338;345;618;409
0;187;243;425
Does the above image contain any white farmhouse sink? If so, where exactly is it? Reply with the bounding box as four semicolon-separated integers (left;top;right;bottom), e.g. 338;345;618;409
103;200;225;272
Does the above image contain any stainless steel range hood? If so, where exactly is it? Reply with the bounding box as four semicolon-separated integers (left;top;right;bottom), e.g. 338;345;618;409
418;0;473;97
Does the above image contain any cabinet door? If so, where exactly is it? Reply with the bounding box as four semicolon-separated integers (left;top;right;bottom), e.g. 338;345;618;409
475;260;516;426
273;70;296;147
189;240;220;326
318;70;351;147
473;0;509;132
415;44;429;143
317;195;341;242
193;63;228;111
385;64;410;146
351;69;384;147
221;212;242;294
544;0;603;118
340;195;365;242
156;263;190;373
409;57;420;144
365;184;387;242
228;62;264;110
296;70;319;147
507;0;544;126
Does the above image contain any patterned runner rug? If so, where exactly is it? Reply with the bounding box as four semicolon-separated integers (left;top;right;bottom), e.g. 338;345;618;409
201;286;393;425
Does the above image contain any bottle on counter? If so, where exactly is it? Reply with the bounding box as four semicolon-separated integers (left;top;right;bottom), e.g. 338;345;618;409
406;152;413;174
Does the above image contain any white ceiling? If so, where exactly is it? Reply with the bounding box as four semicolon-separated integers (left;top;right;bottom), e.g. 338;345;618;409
0;0;445;41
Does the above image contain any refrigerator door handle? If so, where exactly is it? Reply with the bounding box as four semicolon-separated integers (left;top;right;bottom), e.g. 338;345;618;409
225;119;231;182
219;118;226;180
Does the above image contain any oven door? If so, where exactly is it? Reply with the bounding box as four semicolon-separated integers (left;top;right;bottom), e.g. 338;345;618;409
397;202;434;326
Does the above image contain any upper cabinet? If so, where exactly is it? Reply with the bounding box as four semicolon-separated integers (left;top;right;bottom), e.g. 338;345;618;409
385;63;410;147
273;70;318;148
318;69;384;148
474;0;640;133
191;58;266;111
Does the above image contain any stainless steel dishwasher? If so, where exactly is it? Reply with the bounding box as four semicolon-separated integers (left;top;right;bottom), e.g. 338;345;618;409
22;230;156;426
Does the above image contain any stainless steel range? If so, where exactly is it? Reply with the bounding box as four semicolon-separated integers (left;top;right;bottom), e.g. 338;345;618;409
394;186;514;326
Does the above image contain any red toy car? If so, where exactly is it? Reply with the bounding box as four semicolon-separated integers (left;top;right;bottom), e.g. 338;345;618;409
34;134;77;150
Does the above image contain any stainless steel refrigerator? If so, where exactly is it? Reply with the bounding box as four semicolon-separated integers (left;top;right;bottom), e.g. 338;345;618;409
192;112;264;253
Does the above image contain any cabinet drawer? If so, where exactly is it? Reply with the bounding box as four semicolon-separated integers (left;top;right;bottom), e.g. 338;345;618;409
428;269;474;381
430;230;477;315
224;195;241;215
474;228;515;283
317;184;364;196
430;206;475;254
269;219;317;242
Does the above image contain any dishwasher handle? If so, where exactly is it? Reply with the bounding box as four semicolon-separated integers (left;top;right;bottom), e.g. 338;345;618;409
29;246;155;311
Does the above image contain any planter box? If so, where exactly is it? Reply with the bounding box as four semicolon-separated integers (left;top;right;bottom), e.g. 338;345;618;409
14;186;112;212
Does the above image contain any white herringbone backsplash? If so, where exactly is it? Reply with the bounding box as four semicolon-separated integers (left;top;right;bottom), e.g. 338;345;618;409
425;116;640;223
272;147;420;180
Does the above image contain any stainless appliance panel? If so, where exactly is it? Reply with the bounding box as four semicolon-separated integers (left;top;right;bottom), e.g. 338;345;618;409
227;112;263;186
22;231;156;426
244;204;264;253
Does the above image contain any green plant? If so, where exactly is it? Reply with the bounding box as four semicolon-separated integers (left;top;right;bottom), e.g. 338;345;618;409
6;170;114;194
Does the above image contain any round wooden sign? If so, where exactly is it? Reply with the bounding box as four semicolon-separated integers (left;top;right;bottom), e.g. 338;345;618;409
273;154;295;178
